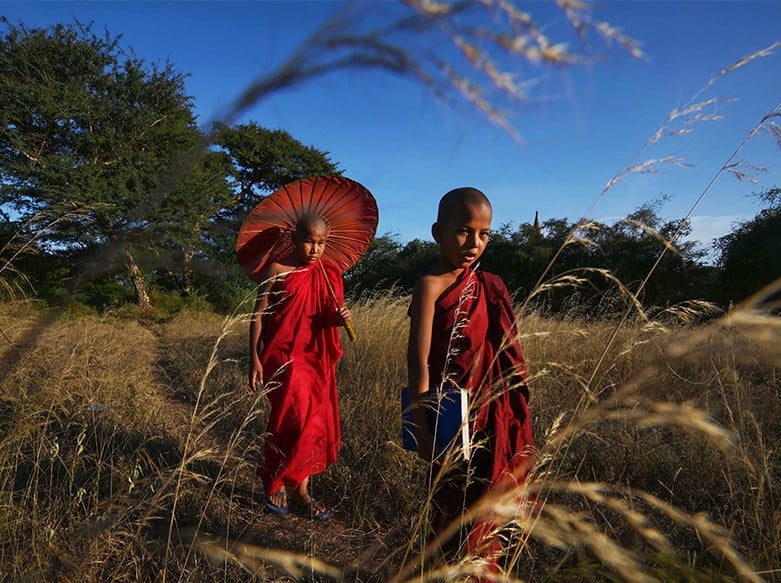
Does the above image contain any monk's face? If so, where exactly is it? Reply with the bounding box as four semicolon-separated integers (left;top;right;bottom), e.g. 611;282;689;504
292;223;328;265
433;201;492;270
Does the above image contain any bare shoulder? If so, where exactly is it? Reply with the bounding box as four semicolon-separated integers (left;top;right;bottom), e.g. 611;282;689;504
412;273;454;309
252;262;291;294
265;261;294;279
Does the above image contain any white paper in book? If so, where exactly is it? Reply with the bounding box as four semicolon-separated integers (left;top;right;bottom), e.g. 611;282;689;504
401;386;471;461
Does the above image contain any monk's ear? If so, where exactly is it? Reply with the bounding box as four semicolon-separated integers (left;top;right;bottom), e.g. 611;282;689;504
431;222;442;243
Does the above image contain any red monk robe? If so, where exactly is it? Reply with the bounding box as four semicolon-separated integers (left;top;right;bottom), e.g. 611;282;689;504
426;267;534;561
256;260;344;495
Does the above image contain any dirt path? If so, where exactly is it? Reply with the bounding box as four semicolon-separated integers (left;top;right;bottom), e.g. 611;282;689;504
152;383;399;581
149;317;414;581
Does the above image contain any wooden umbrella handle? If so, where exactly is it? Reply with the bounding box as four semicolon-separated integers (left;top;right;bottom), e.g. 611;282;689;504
343;318;357;343
319;260;356;343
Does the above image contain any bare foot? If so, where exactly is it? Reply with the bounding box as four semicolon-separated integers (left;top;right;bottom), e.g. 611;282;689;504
264;489;288;515
292;491;330;520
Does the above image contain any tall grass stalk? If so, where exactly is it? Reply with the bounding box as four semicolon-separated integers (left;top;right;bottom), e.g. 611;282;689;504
1;281;779;580
1;13;780;583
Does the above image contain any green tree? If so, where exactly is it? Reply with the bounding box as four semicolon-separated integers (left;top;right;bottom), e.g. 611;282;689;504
344;235;439;295
716;187;781;305
586;205;708;307
480;220;568;301
150;150;234;299
200;122;340;310
344;234;404;294
0;20;200;308
213;121;339;216
482;207;710;314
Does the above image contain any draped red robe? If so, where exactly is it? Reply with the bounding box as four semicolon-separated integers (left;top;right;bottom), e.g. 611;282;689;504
426;267;534;561
256;260;344;495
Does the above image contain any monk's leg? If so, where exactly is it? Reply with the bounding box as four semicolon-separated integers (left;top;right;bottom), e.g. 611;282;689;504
294;476;310;502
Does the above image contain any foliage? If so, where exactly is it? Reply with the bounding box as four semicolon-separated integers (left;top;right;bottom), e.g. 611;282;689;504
0;19;203;308
197;122;341;310
0;22;343;313
213;121;340;214
345;235;439;295
716;187;781;305
479;219;566;301
346;205;714;315
577;204;712;309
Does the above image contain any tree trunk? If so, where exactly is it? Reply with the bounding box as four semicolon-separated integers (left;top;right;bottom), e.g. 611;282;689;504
182;247;194;297
124;248;152;310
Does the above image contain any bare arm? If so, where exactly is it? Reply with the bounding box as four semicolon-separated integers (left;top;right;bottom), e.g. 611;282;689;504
407;276;439;460
248;266;279;392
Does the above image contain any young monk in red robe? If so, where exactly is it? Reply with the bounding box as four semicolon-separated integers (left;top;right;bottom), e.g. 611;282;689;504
249;213;351;520
407;187;535;574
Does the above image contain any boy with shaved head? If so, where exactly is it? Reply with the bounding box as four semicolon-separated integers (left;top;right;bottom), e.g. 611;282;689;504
407;187;535;572
249;213;351;520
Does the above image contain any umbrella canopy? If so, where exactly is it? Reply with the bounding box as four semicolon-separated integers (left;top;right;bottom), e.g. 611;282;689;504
236;175;379;282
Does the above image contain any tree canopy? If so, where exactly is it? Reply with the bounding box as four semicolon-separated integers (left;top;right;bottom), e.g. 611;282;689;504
0;21;339;312
345;205;716;317
0;20;200;307
716;187;781;306
0;17;774;318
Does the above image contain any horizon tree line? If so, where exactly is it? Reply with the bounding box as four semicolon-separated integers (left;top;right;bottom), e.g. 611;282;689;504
1;19;778;317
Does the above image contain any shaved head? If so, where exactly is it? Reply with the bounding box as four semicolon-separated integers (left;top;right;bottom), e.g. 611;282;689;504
436;187;492;225
294;213;329;237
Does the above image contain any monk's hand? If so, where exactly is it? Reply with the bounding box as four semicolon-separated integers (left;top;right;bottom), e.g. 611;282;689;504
415;425;437;463
337;305;351;324
412;406;435;462
249;362;263;393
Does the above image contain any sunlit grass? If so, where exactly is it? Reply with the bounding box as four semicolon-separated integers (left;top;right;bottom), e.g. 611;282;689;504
0;6;779;581
0;289;778;581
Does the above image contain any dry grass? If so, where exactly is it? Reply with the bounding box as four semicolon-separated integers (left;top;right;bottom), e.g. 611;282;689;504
0;288;779;582
1;4;779;580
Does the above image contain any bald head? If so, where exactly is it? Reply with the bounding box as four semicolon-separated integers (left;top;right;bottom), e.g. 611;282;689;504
294;213;329;238
436;187;492;225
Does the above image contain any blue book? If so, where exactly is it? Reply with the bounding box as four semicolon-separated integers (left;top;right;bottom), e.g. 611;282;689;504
401;386;471;460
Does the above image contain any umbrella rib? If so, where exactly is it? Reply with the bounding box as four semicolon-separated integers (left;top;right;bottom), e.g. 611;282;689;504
318;178;360;216
239;176;378;277
263;191;298;226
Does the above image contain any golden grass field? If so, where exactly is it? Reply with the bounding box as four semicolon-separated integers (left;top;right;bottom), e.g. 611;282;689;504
0;290;779;582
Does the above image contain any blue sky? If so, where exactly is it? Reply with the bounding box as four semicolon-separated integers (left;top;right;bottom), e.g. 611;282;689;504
3;1;781;261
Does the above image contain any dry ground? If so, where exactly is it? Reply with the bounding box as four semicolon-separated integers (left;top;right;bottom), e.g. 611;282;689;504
1;296;779;581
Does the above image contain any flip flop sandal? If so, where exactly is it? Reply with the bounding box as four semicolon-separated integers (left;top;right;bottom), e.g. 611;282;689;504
294;498;331;521
264;492;289;516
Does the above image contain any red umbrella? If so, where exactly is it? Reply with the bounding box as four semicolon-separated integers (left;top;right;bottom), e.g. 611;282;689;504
236;175;379;282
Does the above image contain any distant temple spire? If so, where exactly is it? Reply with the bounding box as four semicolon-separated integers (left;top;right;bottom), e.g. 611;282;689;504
533;210;542;238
